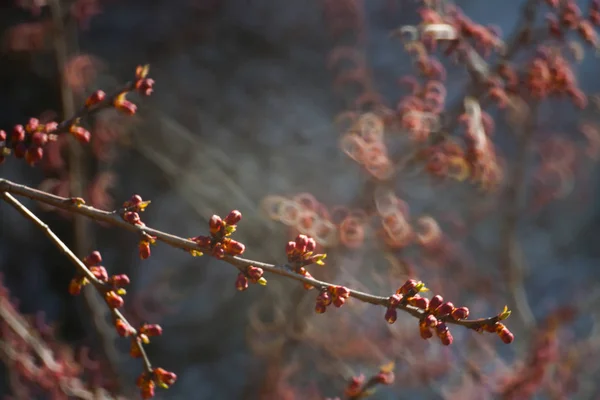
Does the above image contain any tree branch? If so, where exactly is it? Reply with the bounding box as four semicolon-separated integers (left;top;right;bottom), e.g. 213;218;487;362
0;178;510;333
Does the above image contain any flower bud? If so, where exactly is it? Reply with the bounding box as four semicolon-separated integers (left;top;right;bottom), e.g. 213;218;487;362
44;122;58;133
124;211;141;225
140;324;163;337
105;291;124;308
212;245;225;259
374;371;395;385
409;295;429;309
139;241;151;260
224;210;242;225
69;126;91;143
115;319;134;337
209;215;223;235
31;132;48;146
83;251;102;266
305;237;316;252
113;94;137;115
425;314;438;327
429;295;444;311
439;331;453;346
317;291;332;306
436;301;455;317
335;286;351;299
25;118;39;132
398;279;418;295
451;306;469;320
235;273;248;291
385;308;397;324
85;90;106;107
435;322;449;335
285;241;296;255
12;125;25;142
315;303;327;313
332;296;346;308
25;146;43;165
153;367;177;387
90;266;108;281
226;239;245;255
135;78;155;96
496;323;514;344
246;266;263;281
110;274;131;287
419;322;433;339
295;235;309;253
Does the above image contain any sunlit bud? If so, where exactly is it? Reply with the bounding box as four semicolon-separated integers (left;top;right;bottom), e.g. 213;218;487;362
105;291;124;308
224;210;242;225
429;295;444;311
436;302;455;317
385;308;397;324
69;126;91;143
451;306;469;320
12;125;25;142
115;319;134;337
235;273;248;291
140;324;163;337
85;90;106;107
90;266;108;281
31;132;48;146
209;215;223;235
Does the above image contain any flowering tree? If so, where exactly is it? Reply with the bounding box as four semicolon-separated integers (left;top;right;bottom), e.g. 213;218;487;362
1;0;600;399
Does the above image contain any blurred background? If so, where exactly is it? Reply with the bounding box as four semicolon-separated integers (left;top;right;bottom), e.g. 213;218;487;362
1;0;600;398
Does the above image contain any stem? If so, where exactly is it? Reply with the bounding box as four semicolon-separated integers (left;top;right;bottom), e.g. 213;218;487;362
0;178;506;331
0;192;154;376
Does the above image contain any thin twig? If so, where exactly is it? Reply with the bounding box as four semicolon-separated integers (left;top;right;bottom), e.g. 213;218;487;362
0;191;154;375
0;179;508;331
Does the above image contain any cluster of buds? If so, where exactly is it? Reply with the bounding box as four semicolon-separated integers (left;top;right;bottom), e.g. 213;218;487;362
384;279;513;346
286;234;327;269
122;194;151;226
0;119;60;166
338;362;395;399
524;48;586;108
67;250;131;309
384;279;428;324
315;285;351;313
285;234;327;290
136;367;177;399
446;6;506;58
68;250;102;295
235;265;267;291
0;67;153;167
417;293;469;346
545;1;599;46
190;210;246;259
134;64;155;97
